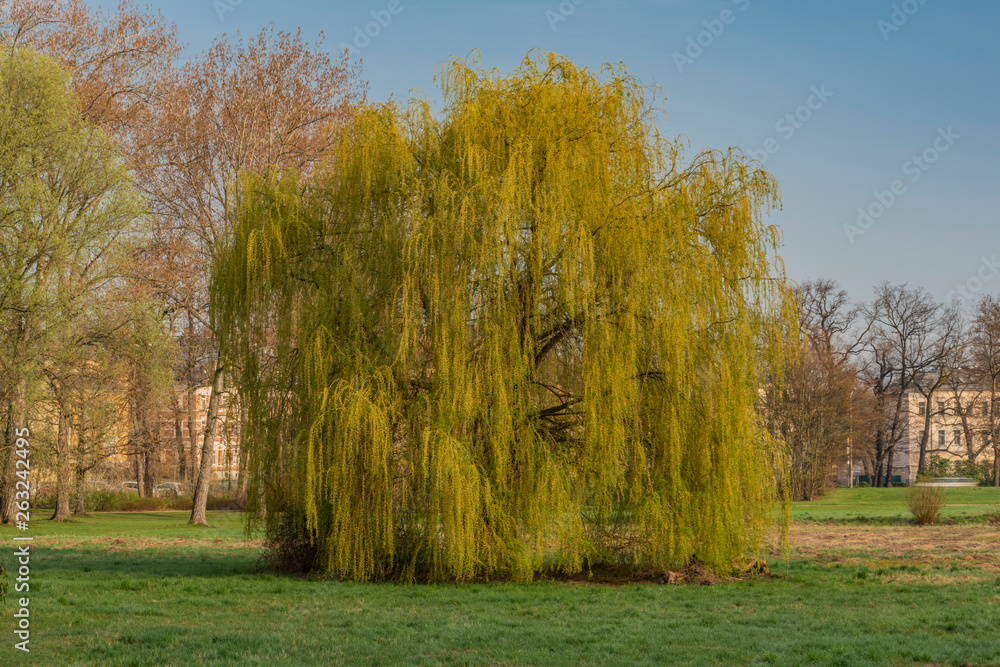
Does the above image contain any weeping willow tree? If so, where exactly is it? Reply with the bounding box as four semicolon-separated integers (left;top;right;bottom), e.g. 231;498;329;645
212;51;795;582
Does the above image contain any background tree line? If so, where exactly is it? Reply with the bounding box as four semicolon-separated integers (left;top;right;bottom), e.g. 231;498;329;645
0;0;365;524
765;279;1000;499
2;1;995;569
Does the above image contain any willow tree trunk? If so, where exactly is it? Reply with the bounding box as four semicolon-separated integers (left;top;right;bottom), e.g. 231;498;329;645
190;363;224;525
51;409;72;521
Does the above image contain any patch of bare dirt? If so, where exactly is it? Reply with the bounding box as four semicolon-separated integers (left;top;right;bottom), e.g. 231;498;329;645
50;536;265;551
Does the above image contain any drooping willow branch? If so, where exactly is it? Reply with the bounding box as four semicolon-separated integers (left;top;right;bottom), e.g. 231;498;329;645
212;50;796;582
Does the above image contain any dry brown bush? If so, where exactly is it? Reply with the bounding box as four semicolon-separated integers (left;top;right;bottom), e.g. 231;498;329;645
906;484;945;525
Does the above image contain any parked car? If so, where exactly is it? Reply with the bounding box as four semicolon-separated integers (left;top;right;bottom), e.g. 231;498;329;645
154;482;190;498
119;481;139;494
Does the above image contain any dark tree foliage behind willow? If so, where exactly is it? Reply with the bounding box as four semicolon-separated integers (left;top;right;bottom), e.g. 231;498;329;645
212;51;795;582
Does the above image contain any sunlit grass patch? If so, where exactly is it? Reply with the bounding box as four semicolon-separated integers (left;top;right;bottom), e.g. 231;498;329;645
2;511;999;666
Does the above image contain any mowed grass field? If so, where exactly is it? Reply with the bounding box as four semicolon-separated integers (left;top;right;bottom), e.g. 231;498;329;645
0;489;997;666
791;486;1000;522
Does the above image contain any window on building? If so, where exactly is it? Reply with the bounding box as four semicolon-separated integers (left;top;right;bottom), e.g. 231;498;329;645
937;400;946;414
953;430;961;447
917;401;926;416
938;430;945;447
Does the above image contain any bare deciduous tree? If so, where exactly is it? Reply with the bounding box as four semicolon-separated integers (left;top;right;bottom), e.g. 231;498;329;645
763;279;871;499
856;283;958;486
969;295;1000;485
137;26;365;525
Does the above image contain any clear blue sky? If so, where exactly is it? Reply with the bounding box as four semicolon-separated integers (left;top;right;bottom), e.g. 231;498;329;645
93;0;999;308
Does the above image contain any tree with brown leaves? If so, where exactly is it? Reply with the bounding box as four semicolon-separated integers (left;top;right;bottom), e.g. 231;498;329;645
1;0;180;521
1;0;180;150
138;26;365;525
763;280;873;499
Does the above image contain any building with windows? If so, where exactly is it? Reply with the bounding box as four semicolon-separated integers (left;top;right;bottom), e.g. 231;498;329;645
845;372;996;485
156;384;241;485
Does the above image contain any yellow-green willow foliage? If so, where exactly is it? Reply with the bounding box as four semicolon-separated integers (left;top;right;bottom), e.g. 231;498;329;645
212;51;795;582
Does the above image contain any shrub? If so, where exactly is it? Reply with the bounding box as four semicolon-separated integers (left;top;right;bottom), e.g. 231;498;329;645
906;483;945;525
29;488;246;513
163;493;244;511
206;492;246;511
89;489;124;512
119;496;169;511
924;455;952;478
31;493;56;510
168;496;193;511
953;460;993;486
257;513;316;575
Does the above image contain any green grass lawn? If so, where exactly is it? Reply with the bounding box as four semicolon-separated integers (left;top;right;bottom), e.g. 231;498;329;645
791;486;1000;522
0;501;998;666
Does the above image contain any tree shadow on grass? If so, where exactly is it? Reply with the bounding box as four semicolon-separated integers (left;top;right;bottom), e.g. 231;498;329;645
33;545;264;579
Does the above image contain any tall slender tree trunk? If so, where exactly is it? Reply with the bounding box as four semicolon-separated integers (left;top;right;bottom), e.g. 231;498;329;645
993;443;999;487
187;386;199;484
74;465;86;516
52;407;72;521
1;383;30;524
859;457;872;486
190;363;224;525
884;445;895;488
2;398;19;524
235;443;247;504
173;399;186;481
143;448;155;497
234;397;247;503
872;430;885;488
917;407;933;476
132;445;144;497
74;410;86;515
141;411;156;498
